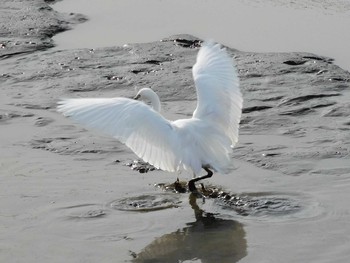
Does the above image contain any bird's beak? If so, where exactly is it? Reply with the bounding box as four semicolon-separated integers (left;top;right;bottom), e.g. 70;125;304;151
133;94;141;100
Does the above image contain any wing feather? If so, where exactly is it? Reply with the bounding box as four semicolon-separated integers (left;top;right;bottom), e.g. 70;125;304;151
192;41;243;147
57;98;181;172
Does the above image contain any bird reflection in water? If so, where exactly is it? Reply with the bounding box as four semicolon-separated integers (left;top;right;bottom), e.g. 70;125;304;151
131;193;247;263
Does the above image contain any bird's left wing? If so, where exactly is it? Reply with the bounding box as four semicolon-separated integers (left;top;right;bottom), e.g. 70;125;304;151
57;98;181;172
192;42;243;147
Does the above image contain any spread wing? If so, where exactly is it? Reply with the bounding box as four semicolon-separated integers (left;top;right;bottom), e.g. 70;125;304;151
57;98;181;171
192;41;243;147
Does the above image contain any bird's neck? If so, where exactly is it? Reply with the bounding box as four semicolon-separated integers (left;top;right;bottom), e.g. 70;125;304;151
149;92;161;112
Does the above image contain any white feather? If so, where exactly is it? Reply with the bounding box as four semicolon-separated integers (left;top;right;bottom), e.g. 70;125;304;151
193;41;242;146
57;41;243;176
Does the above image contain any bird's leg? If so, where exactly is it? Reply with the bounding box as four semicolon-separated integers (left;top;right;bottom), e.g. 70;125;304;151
188;167;213;193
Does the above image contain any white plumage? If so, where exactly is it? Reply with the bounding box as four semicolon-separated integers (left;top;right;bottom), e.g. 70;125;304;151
57;41;242;181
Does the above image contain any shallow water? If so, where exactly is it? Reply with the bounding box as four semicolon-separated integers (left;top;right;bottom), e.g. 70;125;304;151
2;115;348;262
52;0;350;71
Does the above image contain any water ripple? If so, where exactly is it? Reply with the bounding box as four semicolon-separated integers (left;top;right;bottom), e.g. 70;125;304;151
108;193;182;212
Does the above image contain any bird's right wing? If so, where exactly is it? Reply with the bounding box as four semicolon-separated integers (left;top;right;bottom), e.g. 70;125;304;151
57;98;181;172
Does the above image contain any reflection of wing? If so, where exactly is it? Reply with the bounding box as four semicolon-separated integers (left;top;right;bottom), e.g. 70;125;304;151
192;42;243;147
57;98;181;171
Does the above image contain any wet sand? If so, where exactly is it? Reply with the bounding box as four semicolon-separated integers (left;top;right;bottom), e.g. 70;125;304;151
1;1;350;262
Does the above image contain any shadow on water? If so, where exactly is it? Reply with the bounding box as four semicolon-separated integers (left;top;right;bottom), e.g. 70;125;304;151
131;193;247;263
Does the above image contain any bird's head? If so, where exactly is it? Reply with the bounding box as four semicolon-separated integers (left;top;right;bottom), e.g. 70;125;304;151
133;88;161;112
134;88;154;101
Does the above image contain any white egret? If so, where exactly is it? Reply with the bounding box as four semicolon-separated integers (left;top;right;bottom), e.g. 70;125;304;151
57;41;243;192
